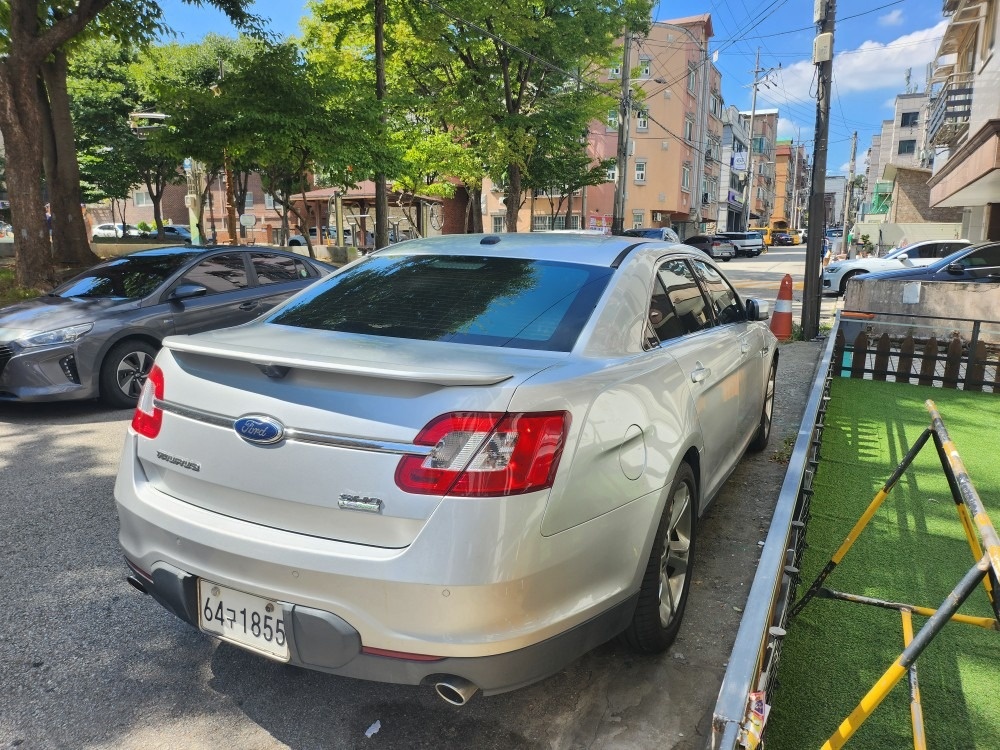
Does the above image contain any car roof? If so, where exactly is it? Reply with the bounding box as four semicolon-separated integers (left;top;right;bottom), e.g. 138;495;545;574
371;232;643;266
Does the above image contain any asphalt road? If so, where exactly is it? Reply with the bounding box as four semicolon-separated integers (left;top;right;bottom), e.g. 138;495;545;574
0;253;826;750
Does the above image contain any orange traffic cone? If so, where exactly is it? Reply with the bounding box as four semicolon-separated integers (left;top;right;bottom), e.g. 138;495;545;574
770;273;793;341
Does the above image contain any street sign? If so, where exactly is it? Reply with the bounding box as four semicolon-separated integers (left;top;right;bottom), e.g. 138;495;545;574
239;214;257;228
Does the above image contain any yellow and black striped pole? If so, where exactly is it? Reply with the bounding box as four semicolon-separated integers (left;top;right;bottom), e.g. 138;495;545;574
790;428;933;619
821;556;990;750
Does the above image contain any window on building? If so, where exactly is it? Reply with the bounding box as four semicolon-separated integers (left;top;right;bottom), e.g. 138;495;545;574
681;164;691;191
900;112;919;127
607;109;618;129
636;110;648;130
606;165;617;182
710;94;722;117
684;118;694;142
264;193;275;210
133;189;152;207
634;160;647;183
985;0;997;54
609;65;620;79
532;215;551;232
244;192;254;210
752;136;766;154
898;139;916;155
639;58;651;78
492;216;506;233
687;65;697;92
632;210;644;229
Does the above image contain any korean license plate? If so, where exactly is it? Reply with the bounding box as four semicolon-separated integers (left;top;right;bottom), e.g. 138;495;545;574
197;580;290;661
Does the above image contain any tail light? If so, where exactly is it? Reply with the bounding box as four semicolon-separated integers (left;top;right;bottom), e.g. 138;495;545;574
395;411;570;497
131;364;164;438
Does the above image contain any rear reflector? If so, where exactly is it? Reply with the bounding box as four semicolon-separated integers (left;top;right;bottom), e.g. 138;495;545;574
131;364;164;438
395;411;570;497
361;646;444;662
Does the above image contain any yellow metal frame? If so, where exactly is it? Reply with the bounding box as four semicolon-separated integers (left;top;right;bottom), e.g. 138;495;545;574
789;401;1000;749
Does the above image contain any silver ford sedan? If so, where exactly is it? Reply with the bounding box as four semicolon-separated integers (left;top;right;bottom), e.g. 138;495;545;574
115;233;777;704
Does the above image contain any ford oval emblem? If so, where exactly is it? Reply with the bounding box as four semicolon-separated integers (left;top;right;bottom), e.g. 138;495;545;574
234;415;285;445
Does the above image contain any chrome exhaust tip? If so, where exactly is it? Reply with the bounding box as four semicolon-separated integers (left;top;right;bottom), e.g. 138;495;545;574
433;676;480;706
126;575;148;594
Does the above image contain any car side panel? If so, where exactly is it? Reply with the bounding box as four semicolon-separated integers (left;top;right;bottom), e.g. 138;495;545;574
532;352;698;536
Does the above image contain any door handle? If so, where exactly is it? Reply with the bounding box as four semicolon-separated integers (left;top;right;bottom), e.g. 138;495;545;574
239;301;259;311
690;364;710;384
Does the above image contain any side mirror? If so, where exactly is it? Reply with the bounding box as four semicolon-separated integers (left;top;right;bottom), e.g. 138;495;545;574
169;283;208;300
897;253;909;261
945;263;965;275
746;298;770;321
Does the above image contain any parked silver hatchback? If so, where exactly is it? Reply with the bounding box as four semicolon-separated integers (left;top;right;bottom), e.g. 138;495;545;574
115;233;777;703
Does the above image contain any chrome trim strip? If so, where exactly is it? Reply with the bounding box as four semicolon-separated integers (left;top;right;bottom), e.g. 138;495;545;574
156;398;433;457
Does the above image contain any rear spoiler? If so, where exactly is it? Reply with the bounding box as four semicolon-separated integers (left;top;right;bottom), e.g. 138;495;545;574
163;337;515;387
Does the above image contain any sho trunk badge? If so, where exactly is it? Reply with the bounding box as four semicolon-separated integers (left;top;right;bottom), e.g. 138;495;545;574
234;415;285;445
338;494;384;514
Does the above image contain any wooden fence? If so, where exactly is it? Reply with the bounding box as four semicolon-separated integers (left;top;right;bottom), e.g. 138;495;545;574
834;329;999;392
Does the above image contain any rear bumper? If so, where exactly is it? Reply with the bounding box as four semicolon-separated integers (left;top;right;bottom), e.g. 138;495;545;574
123;555;636;695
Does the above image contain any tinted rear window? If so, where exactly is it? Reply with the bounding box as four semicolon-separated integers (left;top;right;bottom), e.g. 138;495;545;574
267;255;613;352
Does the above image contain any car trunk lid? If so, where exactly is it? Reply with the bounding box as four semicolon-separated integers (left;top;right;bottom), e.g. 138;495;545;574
135;325;563;548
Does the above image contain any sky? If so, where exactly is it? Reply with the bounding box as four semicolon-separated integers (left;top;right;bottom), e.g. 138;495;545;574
159;0;950;177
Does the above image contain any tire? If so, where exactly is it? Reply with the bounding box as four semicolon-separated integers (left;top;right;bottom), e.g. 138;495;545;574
839;269;864;296
722;257;731;262
748;358;777;452
99;340;158;409
621;463;697;653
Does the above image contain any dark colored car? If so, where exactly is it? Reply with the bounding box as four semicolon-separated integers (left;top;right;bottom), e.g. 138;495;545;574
0;246;335;406
860;241;1000;285
623;227;681;243
683;234;737;261
773;233;794;246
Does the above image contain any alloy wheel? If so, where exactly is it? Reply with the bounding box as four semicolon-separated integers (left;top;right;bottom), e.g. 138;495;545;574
658;481;693;628
116;350;154;398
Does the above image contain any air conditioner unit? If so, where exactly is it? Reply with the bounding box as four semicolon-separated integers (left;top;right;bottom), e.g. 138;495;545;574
653;212;663;221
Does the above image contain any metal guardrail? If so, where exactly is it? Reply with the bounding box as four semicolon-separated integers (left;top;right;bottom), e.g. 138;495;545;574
710;328;839;748
928;72;973;146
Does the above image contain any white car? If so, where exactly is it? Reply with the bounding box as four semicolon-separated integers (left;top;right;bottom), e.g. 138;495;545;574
822;238;971;296
92;222;140;239
115;233;777;704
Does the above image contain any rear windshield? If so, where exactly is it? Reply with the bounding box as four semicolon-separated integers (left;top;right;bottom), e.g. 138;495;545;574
267;254;613;352
53;251;201;299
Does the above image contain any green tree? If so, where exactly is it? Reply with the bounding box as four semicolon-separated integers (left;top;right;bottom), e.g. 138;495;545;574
0;0;260;289
380;0;651;231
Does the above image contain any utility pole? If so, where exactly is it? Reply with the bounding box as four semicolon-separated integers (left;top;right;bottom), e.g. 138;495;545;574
743;49;763;232
374;0;389;249
612;30;632;235
802;0;837;340
692;32;711;228
790;140;799;229
842;130;858;251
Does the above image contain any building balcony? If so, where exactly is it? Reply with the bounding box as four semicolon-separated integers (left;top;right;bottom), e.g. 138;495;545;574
928;72;973;146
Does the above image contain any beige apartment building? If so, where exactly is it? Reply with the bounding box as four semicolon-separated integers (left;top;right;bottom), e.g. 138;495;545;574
740;109;779;228
773;140;807;228
480;14;723;238
927;0;1000;240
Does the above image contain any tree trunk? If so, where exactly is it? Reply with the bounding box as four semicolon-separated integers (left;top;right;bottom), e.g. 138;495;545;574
505;164;521;233
41;51;98;267
471;187;483;233
0;59;55;288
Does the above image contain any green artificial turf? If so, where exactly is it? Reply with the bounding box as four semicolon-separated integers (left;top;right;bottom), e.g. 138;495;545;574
766;379;1000;750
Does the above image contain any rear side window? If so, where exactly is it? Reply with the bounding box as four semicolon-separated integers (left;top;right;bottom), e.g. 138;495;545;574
251;253;311;284
267;255;613;352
